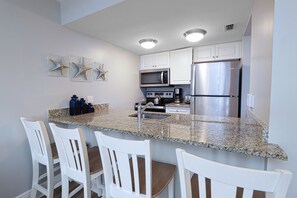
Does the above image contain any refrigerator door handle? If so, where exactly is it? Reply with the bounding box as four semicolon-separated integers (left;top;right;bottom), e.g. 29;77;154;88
190;64;196;95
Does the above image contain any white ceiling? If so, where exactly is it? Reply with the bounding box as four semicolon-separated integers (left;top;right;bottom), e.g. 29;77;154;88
64;0;254;55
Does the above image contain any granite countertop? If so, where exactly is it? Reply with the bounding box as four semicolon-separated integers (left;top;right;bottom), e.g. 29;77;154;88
48;104;287;160
165;102;190;107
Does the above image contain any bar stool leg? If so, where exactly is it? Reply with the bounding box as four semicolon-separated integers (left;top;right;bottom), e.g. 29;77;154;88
168;178;174;198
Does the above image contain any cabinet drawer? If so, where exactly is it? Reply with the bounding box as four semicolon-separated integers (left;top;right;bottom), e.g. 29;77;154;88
166;107;190;114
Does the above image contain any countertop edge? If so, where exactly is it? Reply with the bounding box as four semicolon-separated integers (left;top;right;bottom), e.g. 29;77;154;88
48;116;288;161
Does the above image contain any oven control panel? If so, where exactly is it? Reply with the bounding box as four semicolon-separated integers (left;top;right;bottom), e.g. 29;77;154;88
146;91;173;99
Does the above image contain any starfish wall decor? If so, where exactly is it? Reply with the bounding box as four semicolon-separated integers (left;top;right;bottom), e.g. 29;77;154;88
93;63;108;81
69;56;93;82
47;55;69;77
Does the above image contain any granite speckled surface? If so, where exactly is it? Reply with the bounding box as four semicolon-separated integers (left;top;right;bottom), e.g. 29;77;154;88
48;105;287;160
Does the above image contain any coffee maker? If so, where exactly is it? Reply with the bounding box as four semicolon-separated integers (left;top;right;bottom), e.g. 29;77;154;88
174;88;182;103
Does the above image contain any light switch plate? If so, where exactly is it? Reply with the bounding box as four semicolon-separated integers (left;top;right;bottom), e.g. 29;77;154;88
87;96;94;103
247;93;255;108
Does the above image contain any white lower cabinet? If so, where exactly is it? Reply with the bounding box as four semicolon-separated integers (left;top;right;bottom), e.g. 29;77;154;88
166;106;190;114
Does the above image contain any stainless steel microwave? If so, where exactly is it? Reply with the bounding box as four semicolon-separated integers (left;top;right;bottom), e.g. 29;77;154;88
140;68;170;87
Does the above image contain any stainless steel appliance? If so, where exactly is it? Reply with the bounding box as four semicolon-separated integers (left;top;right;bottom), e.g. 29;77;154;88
140;68;170;87
174;88;182;103
190;60;241;117
135;91;174;112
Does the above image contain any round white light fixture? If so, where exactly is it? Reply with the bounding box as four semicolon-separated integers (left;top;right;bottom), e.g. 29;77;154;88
139;38;158;49
183;29;207;42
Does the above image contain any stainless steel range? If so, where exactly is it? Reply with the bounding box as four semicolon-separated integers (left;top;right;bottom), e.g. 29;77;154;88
135;91;174;112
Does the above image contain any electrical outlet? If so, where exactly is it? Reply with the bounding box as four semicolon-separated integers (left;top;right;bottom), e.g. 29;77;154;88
87;96;94;103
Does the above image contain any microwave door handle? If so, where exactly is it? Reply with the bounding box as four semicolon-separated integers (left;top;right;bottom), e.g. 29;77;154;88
161;71;164;84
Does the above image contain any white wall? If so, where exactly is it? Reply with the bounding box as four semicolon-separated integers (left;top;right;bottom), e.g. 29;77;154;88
268;0;297;197
241;35;251;117
0;0;142;197
249;0;274;124
59;0;125;25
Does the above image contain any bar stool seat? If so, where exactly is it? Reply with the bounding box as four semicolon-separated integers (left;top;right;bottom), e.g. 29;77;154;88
136;158;176;197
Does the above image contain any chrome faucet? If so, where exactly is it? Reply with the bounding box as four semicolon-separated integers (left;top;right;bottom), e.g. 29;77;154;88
137;102;154;123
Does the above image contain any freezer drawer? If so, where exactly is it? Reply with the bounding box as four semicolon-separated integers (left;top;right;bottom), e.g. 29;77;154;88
190;96;239;117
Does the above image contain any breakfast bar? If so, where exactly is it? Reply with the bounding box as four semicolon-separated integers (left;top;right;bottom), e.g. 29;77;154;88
48;104;287;197
48;104;287;161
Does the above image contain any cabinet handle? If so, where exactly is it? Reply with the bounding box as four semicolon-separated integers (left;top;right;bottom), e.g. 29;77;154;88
216;56;218;58
212;56;215;59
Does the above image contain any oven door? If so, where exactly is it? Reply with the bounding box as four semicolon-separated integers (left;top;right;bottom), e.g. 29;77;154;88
140;69;169;87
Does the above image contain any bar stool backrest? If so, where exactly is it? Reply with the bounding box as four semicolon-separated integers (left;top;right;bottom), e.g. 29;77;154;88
49;123;91;197
176;148;292;198
95;132;151;198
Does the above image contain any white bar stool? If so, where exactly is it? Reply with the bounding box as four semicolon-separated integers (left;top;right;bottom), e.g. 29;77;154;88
49;123;104;198
95;131;176;198
176;148;292;198
20;117;60;198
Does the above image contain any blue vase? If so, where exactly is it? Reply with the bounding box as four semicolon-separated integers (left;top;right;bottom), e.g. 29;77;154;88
69;95;78;115
80;98;88;114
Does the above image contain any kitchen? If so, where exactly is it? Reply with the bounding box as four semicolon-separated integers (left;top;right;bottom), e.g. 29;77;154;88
0;0;296;198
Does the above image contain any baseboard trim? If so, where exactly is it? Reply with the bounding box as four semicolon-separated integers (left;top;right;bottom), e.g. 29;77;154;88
15;190;30;198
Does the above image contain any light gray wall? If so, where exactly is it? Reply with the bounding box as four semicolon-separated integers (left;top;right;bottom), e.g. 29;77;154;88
249;0;274;124
241;36;251;117
59;0;125;25
267;0;297;197
0;0;142;197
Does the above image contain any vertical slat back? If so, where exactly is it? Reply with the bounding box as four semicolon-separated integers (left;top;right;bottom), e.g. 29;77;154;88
116;151;133;191
132;154;140;195
95;131;151;198
110;149;121;187
49;123;89;183
242;189;254;198
211;180;237;198
20;118;52;164
198;175;207;198
176;149;292;198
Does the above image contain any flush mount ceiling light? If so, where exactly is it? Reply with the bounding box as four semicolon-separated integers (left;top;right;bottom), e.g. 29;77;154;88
183;29;207;42
139;38;158;49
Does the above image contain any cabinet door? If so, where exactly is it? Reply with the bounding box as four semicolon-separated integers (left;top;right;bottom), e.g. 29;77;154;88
193;45;216;62
170;48;192;84
140;54;155;70
215;41;241;61
155;52;169;69
140;52;169;70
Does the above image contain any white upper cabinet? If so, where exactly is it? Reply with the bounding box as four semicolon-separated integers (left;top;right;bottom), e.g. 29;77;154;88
193;41;241;62
170;48;193;85
140;52;169;70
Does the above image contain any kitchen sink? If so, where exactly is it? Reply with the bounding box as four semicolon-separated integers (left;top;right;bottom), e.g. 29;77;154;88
129;113;171;119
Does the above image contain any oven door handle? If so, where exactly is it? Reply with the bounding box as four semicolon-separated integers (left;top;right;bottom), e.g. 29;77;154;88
161;71;164;84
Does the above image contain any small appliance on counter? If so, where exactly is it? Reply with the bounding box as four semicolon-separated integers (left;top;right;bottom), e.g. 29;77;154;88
174;88;182;103
184;95;191;104
134;91;174;112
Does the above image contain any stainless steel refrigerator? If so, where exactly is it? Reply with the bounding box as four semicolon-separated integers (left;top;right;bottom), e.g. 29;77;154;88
190;60;241;117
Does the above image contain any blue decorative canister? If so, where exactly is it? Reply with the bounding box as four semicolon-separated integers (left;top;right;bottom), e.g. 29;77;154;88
69;95;79;116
